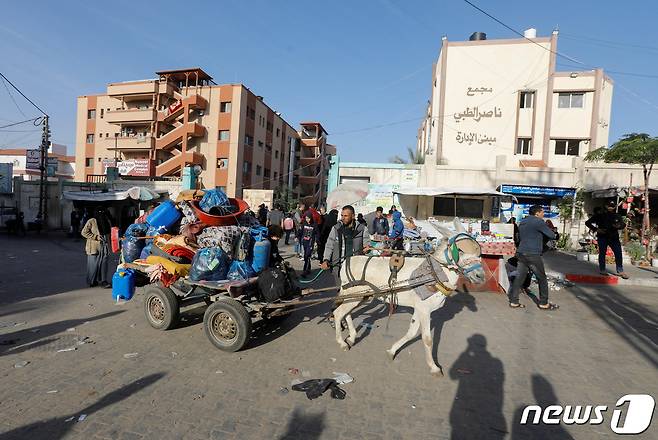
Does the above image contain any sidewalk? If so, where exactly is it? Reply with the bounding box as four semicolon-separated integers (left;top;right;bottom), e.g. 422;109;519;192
543;251;658;287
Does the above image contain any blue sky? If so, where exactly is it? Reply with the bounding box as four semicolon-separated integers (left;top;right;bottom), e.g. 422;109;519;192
1;0;657;162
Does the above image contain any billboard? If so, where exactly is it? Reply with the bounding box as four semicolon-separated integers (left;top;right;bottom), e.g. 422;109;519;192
26;149;41;170
102;159;153;177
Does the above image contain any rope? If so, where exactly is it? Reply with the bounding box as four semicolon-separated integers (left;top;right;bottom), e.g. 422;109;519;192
297;268;327;284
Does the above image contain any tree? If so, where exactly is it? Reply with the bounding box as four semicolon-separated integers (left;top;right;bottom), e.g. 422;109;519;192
389;147;424;165
273;184;298;212
585;133;658;259
556;191;584;234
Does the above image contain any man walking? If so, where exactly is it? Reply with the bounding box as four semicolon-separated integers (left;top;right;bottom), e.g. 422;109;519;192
508;205;558;310
294;203;306;259
372;206;389;236
267;204;284;228
585;201;629;278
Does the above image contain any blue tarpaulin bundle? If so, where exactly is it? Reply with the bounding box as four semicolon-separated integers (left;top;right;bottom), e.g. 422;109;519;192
199;188;235;215
189;247;231;281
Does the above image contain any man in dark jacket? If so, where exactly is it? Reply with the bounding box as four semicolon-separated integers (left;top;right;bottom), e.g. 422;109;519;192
372;206;389;236
585;201;628;278
320;205;367;272
508;205;557;310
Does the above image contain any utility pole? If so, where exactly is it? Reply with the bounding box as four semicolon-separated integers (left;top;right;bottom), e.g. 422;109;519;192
37;115;50;225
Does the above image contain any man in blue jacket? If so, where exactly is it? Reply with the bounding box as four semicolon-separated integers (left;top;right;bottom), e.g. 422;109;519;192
388;210;404;250
508;205;558;310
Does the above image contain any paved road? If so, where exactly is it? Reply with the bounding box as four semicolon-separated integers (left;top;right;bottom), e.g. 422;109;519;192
0;233;656;439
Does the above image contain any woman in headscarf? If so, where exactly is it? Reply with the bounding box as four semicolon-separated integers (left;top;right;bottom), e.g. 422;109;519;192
81;207;112;288
317;209;338;262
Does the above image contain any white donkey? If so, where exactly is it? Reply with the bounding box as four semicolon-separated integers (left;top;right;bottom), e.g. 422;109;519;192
332;218;485;376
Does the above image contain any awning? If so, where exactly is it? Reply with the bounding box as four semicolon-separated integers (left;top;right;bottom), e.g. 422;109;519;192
63;186;164;202
394;186;515;199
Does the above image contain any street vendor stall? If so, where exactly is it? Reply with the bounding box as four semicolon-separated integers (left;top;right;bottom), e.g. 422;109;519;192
394;187;517;293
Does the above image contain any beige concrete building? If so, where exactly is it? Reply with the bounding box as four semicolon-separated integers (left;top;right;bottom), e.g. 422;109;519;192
75;68;332;204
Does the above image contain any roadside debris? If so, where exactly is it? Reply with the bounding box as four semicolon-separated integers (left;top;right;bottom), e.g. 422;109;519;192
288;368;300;375
66;328;76;332
77;414;87;422
278;387;289;395
215;370;223;374
46;390;58;394
192;394;204;400
332;372;354;385
123;353;139;359
171;352;178;358
291;379;346;400
57;347;77;353
14;361;29;368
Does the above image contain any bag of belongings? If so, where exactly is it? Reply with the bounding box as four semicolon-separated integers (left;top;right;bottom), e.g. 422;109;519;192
257;264;298;302
189;247;231;281
197;226;247;257
227;260;256;281
199;188;236;215
121;223;149;263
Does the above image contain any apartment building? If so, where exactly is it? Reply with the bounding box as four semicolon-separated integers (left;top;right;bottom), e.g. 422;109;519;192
75;68;332;204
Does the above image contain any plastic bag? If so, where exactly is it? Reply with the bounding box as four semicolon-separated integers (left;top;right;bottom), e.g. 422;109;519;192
121;237;144;263
125;223;149;238
226;260;256;280
189;247;230;281
197;226;245;257
199;188;231;213
233;231;251;261
139;243;153;260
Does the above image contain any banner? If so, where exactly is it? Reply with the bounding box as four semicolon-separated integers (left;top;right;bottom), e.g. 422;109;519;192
103;159;153;177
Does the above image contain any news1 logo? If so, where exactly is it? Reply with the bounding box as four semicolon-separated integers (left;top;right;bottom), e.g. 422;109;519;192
520;394;655;434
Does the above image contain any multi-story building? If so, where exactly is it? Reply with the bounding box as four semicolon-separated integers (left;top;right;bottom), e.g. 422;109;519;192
75;68;332;204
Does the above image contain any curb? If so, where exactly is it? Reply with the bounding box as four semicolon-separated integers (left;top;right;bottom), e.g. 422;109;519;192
564;273;658;288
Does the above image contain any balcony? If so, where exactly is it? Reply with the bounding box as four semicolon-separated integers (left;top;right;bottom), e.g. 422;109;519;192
105;135;155;150
299;156;321;167
301;137;319;147
157;94;208;123
107;81;158;96
298;174;320;185
105;108;156;124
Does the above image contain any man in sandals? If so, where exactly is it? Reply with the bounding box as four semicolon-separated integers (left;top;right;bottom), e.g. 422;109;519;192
585;200;629;279
508;205;558;310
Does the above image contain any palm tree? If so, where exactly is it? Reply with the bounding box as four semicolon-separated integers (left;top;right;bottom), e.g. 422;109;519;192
389;147;424;164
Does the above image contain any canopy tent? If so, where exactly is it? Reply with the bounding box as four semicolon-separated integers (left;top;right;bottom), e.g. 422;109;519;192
63;186;164;202
582;185;658;199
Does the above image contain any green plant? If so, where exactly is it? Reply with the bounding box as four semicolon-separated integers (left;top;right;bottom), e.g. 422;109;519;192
587;242;598;254
557;233;571;250
273;184;298;212
389;147;424;164
557;192;584;234
624;240;645;262
586;133;658;259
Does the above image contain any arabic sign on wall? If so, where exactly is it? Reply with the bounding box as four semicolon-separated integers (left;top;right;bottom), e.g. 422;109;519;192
102;159;153;177
500;185;575;198
452;87;501;146
25;149;41;170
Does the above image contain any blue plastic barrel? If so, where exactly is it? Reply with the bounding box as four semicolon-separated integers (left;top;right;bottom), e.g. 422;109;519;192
251;240;271;273
146;200;181;232
112;269;135;301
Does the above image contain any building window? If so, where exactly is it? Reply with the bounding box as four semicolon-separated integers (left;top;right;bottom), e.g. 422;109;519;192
246;106;255;120
87;109;96;119
266;144;272;152
99;133;103;138
217;158;228;169
266;121;273;132
515;138;532;155
86;134;94;143
256;165;262;176
264;168;270;178
433;197;484;218
220;102;232;113
558;92;584;108
554;139;581;156
218;130;230;141
245;135;254;146
274;172;278;180
276;128;280;137
243;161;251;173
258;140;264;148
85;158;93;167
100;109;104;119
274;150;279;159
519;91;534;109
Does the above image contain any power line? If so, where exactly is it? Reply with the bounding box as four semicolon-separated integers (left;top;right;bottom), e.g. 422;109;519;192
0;72;48;116
559;33;658;53
0;117;43;130
1;76;28;118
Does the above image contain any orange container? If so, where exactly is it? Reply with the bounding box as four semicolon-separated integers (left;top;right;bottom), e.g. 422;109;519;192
190;198;250;226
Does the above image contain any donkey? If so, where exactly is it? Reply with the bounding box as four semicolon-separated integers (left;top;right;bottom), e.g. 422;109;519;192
332;218;485;376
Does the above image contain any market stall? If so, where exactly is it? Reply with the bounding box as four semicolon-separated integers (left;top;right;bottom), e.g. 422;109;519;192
394;187;517;293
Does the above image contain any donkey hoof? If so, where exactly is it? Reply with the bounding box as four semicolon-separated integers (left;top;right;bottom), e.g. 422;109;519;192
431;369;444;378
346;336;355;346
339;342;350;351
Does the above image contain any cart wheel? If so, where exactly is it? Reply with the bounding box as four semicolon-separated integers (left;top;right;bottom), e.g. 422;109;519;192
203;299;252;352
144;286;179;330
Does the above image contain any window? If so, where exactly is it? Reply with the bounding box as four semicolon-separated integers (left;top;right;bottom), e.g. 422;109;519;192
99;133;103;138
266;144;272;152
264;168;270;178
515;138;532;155
243;161;251;173
245;135;254;146
85;158;93;167
558;92;584;108
256;165;262;176
258;140;264;148
100;109;104;119
274;150;279;159
218;130;230;141
220;102;232;113
433;197;484;218
267;121;273;132
274;172;278;180
554;139;581;156
217;158;228;169
519;91;534;109
86;134;94;143
87;109;96;119
276;128;280;137
246;106;255;120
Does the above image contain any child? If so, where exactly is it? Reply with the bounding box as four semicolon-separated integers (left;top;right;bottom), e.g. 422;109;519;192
300;214;318;276
267;225;284;267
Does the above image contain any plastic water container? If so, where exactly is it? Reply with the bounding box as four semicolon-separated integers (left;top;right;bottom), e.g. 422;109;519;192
251;240;271;273
112;269;135;301
146;200;181;232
